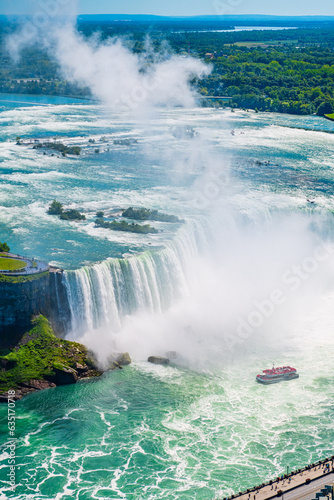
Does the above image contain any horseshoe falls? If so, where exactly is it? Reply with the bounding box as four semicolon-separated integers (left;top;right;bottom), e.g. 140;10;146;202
0;98;334;500
63;219;208;335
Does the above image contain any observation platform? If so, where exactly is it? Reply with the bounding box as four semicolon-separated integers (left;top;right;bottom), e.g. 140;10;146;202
224;458;334;500
0;252;49;276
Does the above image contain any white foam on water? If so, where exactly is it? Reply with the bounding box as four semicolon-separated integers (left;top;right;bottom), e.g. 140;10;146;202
2;101;334;499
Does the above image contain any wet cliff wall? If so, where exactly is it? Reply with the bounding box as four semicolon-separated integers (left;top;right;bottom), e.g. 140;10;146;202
0;271;71;349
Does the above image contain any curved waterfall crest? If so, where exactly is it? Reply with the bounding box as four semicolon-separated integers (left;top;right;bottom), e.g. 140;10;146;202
62;204;326;338
63;218;210;336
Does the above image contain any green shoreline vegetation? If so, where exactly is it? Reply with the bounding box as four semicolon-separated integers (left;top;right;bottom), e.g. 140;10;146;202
1;20;334;116
95;217;159;234
0;316;101;395
196;35;334;115
0;271;49;283
47;200;86;221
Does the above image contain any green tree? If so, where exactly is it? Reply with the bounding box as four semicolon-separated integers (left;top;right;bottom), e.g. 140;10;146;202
0;241;10;253
47;200;63;215
316;100;334;116
60;210;85;221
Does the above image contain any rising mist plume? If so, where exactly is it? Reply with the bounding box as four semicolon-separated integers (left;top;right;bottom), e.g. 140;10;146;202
6;1;210;111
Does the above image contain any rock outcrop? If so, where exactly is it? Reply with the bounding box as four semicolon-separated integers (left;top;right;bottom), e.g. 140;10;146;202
107;352;132;370
0;316;133;401
148;356;170;365
0;270;71;349
52;366;79;385
0;316;102;401
0;380;56;403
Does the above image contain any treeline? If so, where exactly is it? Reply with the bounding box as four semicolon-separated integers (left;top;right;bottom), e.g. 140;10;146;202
169;28;334;115
198;45;334;115
168;28;334;56
1;20;334;115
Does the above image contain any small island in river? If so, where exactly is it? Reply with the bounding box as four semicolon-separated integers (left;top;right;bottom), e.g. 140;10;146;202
95;217;158;234
122;207;183;223
47;200;86;221
32;141;81;156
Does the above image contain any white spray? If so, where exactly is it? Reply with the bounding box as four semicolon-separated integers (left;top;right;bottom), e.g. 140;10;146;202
6;1;210;111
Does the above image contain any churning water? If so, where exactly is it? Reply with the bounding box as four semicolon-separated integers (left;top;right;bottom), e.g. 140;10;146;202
0;96;334;499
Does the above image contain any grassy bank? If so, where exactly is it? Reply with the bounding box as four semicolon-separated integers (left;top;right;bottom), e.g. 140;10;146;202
0;316;99;393
0;271;49;283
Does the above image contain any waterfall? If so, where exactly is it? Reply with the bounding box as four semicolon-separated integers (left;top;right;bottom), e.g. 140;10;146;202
63;219;210;336
63;204;327;339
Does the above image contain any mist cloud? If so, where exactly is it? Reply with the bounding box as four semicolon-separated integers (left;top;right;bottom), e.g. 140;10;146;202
6;1;210;110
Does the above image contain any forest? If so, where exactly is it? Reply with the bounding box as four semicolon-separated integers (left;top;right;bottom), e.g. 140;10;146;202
0;18;334;115
198;42;334;115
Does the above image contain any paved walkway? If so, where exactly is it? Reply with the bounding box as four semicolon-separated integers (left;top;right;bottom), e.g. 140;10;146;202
232;459;334;500
0;252;49;276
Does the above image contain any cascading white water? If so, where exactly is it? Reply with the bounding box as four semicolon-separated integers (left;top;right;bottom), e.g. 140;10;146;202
63;218;210;337
63;202;334;368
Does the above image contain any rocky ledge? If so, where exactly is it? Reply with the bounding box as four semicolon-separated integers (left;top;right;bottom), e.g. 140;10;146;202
0;315;131;401
148;356;170;365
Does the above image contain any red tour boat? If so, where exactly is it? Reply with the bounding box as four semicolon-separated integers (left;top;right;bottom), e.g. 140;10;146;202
256;365;299;384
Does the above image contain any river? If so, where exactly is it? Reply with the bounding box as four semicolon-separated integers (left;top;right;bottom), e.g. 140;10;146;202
0;95;334;499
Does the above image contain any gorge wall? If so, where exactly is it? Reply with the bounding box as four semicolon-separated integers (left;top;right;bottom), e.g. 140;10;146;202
0;271;71;349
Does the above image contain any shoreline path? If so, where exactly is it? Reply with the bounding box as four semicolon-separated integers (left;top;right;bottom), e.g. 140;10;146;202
223;458;334;500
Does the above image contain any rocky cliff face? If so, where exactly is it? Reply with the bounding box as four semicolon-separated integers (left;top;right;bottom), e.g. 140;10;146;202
0;315;131;402
0;271;71;349
47;271;72;338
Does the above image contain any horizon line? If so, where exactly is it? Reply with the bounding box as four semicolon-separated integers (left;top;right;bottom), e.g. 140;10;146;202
70;14;334;19
2;13;334;19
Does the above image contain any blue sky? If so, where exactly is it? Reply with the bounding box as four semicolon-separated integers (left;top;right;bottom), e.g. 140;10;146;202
1;0;334;17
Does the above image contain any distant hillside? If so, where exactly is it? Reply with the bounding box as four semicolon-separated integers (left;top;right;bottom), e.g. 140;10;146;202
1;14;334;28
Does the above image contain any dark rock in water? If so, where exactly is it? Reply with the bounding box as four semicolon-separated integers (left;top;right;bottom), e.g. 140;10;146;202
107;352;132;370
148;356;170;365
0;392;10;403
21;379;56;391
115;352;131;366
0;380;57;401
166;351;178;361
53;366;78;385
